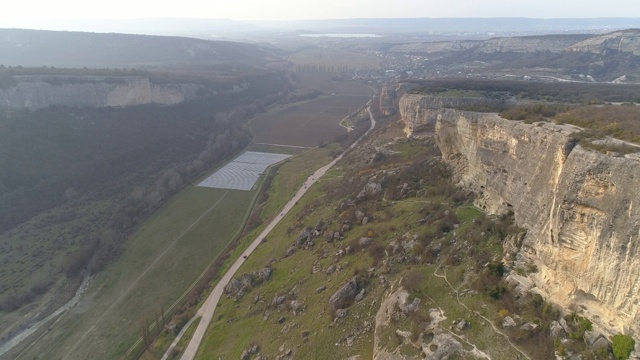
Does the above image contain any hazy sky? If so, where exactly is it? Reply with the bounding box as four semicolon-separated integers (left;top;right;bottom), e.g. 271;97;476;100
1;0;639;23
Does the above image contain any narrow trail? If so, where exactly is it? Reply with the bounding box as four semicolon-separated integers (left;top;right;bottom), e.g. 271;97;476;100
170;106;377;360
433;264;531;360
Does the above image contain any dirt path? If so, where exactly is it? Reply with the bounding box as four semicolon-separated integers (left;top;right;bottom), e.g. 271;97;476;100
433;264;531;360
172;106;376;360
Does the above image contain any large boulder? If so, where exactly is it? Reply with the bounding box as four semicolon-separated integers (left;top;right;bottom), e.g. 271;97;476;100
329;277;360;311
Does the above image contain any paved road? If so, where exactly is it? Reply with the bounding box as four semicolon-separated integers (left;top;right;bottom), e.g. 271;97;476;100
171;107;376;360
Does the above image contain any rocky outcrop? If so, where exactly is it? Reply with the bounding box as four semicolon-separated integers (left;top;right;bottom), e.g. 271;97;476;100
399;93;640;336
569;29;640;56
0;76;201;109
477;34;589;53
398;93;510;136
379;83;417;117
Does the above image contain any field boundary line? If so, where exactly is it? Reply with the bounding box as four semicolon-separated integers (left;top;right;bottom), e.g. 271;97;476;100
64;191;231;359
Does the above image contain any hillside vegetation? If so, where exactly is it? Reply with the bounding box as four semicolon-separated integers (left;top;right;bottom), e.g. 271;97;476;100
178;107;618;359
0;67;292;350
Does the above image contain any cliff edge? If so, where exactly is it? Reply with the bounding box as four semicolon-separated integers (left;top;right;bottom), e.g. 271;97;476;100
0;76;202;109
397;92;640;336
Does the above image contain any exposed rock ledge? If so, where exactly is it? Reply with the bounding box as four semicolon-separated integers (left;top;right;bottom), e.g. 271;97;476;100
0;76;202;109
398;92;640;337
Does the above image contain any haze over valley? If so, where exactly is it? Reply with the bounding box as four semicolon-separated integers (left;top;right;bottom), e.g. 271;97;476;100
2;3;640;360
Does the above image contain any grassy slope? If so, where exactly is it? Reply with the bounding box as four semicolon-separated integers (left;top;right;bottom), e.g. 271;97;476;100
6;183;256;360
192;124;533;359
140;144;339;359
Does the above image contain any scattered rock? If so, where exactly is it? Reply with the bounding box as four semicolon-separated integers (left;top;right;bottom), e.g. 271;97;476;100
456;319;469;331
357;182;382;201
396;329;412;342
296;227;313;245
241;349;250;360
362;217;369;225
335;308;349;318
277;316;286;324
358;237;372;248
284;246;296;257
559;318;571;334
272;294;286;307
316;285;327;293
355;288;366;302
400;297;421;314
346;334;356;347
225;268;272;299
550;321;566;338
584;330;610;350
502;316;517;328
289;300;305;314
329;277;360;311
325;265;336;275
520;322;538;332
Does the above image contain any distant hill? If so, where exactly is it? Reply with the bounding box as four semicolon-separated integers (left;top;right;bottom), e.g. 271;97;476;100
252;17;640;35
5;18;259;38
0;28;280;68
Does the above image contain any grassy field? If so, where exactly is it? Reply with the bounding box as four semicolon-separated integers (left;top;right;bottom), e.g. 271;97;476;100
5;178;258;360
250;95;370;147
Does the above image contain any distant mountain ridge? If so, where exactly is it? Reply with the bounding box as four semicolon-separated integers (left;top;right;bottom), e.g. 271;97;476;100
252;17;640;34
0;28;279;68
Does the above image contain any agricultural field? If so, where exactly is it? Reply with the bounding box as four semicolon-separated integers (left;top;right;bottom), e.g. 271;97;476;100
142;144;341;359
296;73;375;96
250;95;371;147
3;183;258;360
288;47;382;72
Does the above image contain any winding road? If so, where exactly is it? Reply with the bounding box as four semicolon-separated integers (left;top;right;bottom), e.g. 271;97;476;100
164;106;377;360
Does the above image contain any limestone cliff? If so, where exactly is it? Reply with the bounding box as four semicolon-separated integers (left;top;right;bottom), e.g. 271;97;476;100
477;34;590;53
399;93;640;336
398;93;508;136
0;76;201;109
568;29;640;56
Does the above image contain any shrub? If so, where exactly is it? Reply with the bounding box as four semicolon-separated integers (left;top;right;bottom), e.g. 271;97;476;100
402;270;426;292
487;261;505;278
612;334;635;360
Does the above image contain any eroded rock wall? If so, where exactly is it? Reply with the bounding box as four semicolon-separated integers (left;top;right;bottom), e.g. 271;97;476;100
569;29;640;56
0;76;197;109
400;93;640;335
398;93;507;136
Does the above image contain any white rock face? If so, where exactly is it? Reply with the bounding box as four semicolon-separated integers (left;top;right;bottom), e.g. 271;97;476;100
400;93;640;336
569;29;640;56
105;78;185;107
398;94;509;137
0;76;196;109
